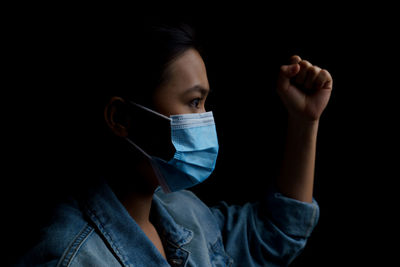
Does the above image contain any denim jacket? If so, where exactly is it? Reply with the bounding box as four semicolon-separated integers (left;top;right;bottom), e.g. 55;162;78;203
15;179;319;266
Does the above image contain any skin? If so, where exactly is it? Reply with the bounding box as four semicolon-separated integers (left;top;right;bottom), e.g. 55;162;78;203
104;48;210;260
276;56;333;202
104;50;333;259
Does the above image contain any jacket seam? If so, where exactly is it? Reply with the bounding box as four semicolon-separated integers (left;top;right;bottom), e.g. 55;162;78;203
86;206;129;266
56;223;94;267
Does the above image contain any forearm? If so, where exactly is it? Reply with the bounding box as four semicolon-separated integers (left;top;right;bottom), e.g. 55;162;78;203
277;117;319;203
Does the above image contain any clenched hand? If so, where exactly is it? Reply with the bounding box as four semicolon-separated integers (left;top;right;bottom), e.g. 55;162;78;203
277;55;333;123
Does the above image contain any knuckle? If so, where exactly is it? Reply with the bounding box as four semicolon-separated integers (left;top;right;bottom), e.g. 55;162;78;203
291;55;301;63
309;67;319;75
299;60;312;68
320;69;331;77
279;65;287;74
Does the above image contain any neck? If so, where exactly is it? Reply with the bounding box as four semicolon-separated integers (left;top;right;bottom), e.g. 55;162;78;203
118;189;154;227
107;155;159;228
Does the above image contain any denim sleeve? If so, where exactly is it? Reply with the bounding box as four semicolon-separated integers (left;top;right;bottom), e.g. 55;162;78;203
210;189;319;266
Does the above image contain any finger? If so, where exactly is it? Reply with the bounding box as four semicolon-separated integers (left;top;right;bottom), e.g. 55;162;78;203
314;69;333;90
277;64;300;91
290;55;302;64
304;66;321;90
295;60;313;85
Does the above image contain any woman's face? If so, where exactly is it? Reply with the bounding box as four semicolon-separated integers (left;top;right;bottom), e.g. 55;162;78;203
153;48;210;116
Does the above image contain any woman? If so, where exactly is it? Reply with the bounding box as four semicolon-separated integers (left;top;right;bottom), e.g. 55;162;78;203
16;21;332;266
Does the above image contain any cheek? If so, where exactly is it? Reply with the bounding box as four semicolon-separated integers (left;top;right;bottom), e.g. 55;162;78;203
153;88;187;116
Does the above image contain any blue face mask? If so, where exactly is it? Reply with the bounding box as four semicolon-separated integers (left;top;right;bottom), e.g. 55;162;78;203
125;102;219;193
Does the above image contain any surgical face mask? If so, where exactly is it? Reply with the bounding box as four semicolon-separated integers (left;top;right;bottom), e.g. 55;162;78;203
125;101;219;193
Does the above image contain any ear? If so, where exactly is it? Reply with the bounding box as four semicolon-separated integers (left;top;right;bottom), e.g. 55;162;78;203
104;96;129;137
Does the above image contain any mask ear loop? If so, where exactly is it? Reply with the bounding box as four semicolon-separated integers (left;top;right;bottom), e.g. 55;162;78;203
123;100;172;159
124;137;152;159
124;100;173;193
125;137;171;193
149;159;172;193
128;101;171;121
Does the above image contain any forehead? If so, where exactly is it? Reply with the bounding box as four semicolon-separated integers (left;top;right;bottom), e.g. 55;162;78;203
164;48;209;91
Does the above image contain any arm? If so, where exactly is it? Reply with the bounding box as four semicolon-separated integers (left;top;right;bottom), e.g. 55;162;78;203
276;55;333;203
278;119;318;203
210;195;319;266
209;55;330;266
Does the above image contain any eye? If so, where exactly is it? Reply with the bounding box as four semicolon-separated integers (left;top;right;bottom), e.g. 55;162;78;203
190;98;201;108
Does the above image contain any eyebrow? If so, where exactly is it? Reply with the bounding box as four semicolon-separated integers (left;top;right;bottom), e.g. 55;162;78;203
184;85;210;96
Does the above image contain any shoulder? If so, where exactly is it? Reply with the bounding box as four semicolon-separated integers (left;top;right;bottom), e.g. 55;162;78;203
15;197;113;267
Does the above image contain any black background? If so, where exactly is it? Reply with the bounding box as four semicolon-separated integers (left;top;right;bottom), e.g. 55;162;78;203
4;4;398;266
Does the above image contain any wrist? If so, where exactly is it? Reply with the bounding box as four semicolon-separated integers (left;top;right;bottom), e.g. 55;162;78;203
288;115;319;128
287;116;319;140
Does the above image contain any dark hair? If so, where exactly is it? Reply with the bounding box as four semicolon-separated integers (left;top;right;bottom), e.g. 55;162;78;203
77;20;202;173
100;20;201;108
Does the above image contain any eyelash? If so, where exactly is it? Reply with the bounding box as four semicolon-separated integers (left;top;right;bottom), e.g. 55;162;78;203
190;98;202;108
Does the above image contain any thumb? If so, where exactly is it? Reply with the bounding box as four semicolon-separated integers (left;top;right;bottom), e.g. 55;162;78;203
277;64;300;91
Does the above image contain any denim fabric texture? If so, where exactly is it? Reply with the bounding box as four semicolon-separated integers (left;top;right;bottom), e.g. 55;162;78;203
15;179;319;266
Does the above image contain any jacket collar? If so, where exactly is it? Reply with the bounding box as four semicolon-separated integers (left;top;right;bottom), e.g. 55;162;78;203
152;187;194;247
81;179;193;266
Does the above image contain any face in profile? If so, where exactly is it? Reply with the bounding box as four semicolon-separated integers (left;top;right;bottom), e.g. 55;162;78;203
152;48;210;116
103;47;213;186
